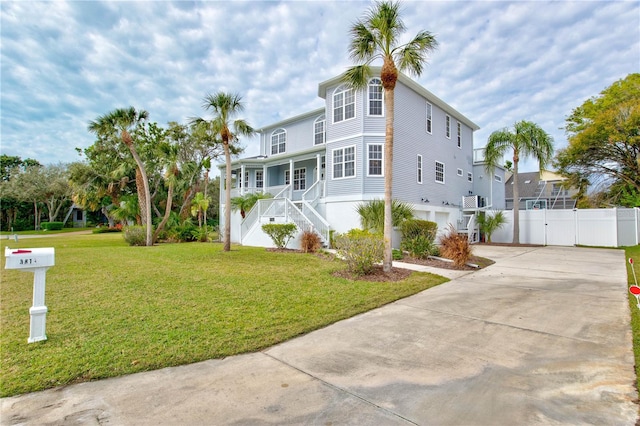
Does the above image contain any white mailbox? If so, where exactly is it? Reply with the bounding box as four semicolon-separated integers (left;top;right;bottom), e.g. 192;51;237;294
5;247;55;343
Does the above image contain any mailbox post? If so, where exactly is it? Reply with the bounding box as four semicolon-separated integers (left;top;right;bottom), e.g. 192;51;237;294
5;247;55;343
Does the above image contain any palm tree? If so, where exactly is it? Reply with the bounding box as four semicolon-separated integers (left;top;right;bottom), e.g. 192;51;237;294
191;192;210;229
88;107;153;246
192;92;255;251
356;199;414;234
484;120;554;244
344;1;437;272
230;192;273;219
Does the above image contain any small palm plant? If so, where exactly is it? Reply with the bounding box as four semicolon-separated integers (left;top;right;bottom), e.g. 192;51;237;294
356;199;414;234
476;210;507;243
230;192;273;219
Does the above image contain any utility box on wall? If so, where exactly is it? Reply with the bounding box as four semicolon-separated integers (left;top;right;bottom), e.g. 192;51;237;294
5;247;55;343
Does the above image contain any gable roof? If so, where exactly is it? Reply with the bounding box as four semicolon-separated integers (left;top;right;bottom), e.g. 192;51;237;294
317;66;480;131
504;172;541;199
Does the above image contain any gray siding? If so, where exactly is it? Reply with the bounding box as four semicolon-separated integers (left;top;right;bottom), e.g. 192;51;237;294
261;113;323;157
390;82;474;206
325;83;364;144
325;136;364;198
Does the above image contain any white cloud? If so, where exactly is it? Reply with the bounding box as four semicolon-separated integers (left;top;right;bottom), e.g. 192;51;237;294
0;0;637;174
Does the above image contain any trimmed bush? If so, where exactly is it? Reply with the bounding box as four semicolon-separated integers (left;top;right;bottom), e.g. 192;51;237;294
300;229;322;253
41;222;64;231
400;219;438;259
439;224;472;267
262;223;297;249
123;226;147;246
334;229;384;276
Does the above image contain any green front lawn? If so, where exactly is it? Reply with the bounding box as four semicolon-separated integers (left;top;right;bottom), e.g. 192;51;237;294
0;233;447;397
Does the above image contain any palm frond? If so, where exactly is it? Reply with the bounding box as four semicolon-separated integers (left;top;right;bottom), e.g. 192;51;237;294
342;65;373;90
394;30;438;76
348;21;376;62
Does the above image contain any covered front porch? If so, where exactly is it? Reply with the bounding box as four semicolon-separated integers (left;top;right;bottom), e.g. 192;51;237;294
219;147;330;248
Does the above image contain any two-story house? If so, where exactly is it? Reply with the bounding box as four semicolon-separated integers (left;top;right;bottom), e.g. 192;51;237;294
219;68;505;248
505;170;578;210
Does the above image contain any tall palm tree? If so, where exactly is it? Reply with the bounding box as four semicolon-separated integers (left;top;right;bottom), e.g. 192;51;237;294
344;1;437;272
192;92;254;251
484;120;554;244
88;107;153;246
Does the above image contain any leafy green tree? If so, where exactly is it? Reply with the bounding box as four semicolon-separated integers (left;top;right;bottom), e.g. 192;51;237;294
191;192;210;230
344;0;437;272
484;121;554;244
88;107;153;246
193;92;254;252
153;142;180;240
556;73;640;206
41;164;72;223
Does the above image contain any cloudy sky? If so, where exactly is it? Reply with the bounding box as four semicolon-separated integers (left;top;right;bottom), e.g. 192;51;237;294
1;0;638;173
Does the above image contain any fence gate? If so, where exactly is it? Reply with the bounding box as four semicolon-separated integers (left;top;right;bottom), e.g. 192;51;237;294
545;210;576;246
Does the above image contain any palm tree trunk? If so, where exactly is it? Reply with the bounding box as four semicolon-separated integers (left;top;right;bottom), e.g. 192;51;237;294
223;142;232;252
153;183;173;241
382;87;395;273
123;131;153;246
512;156;520;244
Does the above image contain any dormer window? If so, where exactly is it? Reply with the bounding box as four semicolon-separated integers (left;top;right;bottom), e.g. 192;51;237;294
368;78;383;116
314;115;326;145
271;128;286;155
333;84;355;123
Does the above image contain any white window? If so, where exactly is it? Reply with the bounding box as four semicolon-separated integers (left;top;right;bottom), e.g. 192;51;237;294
332;146;356;179
457;122;462;148
293;168;306;191
284;170;290;185
368;78;383;116
445;115;451;139
494;174;502;183
271;128;286;155
256;170;263;188
367;144;383;176
314;115;325;145
435;161;445;184
333;85;355;123
244;171;249;188
467;172;473;183
426;102;433;134
457;168;463;177
417;155;423;184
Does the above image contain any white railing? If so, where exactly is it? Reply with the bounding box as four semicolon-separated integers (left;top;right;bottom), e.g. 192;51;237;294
240;201;262;238
466;213;479;243
302;180;325;207
301;201;330;243
273;185;291;199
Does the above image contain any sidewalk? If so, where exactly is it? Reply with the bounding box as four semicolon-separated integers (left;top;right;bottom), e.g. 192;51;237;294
1;245;637;425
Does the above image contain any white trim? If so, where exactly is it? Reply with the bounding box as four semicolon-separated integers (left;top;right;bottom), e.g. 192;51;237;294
426;102;433;134
435;160;445;184
271;128;286;155
332;84;356;124
326;132;385;144
293;167;306;191
367;78;384;117
331;145;356;180
494;174;503;183
313;114;326;145
366;143;384;177
417;154;423;184
457;168;463;177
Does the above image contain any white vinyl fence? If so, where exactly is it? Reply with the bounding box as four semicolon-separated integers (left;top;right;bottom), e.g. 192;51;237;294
490;208;640;247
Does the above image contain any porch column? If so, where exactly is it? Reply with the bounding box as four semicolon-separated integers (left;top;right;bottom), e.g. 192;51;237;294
240;164;246;195
316;154;321;183
289;159;294;199
263;164;267;193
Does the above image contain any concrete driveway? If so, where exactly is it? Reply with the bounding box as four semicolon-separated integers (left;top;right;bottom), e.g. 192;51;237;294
1;245;637;425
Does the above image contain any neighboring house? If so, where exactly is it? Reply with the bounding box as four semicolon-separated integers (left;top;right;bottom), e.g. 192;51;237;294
219;68;505;248
505;170;578;210
62;204;87;228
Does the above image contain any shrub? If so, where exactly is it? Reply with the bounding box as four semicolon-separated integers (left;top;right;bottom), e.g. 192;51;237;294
123;226;147;246
333;229;384;276
262;223;297;249
92;226;123;234
41;222;63;231
191;225;215;243
392;248;403;260
439;224;472;267
356;199;415;234
400;219;438;259
300;229;322;253
476;210;507;243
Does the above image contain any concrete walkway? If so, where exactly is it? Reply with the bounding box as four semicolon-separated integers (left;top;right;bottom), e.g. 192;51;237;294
1;246;637;425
